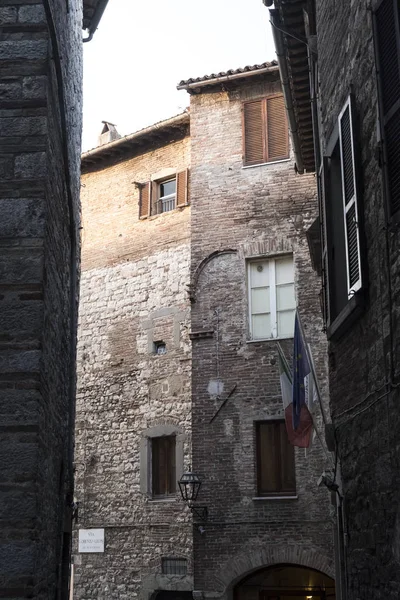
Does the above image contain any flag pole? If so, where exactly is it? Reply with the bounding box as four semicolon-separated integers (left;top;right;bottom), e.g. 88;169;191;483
296;310;328;426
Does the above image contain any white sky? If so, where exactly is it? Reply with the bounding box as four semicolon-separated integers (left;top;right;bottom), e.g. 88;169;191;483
82;0;276;151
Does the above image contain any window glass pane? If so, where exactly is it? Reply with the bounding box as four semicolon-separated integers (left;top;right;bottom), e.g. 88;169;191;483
275;256;293;285
250;261;269;287
251;287;270;314
277;309;295;337
252;314;271;339
276;283;295;311
160;179;176;198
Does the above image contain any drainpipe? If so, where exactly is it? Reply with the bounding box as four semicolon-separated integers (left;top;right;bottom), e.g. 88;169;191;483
269;9;305;174
83;0;109;42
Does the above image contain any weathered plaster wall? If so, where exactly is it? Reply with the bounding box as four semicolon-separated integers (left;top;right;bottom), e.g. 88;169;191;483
0;1;82;598
316;1;400;598
74;138;193;599
188;74;334;597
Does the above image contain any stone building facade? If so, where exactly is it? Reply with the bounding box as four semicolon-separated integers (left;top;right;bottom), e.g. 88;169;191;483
0;2;107;598
180;63;334;599
270;1;400;598
74;64;335;599
74;114;193;599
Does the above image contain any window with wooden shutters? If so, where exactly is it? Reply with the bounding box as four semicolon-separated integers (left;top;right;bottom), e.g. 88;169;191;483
243;95;289;166
338;96;362;296
139;169;189;219
256;421;295;496
151;436;176;497
374;0;400;217
318;158;330;327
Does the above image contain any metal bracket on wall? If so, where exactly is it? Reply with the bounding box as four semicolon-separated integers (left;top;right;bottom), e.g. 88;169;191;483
209;384;238;424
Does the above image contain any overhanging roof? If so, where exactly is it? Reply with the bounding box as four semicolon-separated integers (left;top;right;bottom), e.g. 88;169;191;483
177;61;279;92
81;112;190;170
270;0;315;172
83;0;109;37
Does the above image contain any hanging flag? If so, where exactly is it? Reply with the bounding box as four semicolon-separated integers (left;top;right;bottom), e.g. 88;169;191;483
277;343;313;448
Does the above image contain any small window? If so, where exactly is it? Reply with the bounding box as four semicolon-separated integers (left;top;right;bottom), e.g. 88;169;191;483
248;255;295;340
243;95;289;166
151;436;176;497
154;341;167;355
159;178;176;213
162;557;188;575
256;421;295;496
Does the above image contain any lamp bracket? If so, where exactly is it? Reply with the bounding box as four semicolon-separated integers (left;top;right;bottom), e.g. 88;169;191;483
190;505;208;521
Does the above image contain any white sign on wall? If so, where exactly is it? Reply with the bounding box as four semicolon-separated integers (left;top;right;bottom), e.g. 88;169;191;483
78;528;105;553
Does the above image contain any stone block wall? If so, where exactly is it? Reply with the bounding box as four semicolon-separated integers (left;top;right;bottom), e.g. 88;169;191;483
316;1;400;598
188;73;334;597
0;1;83;598
74;138;193;599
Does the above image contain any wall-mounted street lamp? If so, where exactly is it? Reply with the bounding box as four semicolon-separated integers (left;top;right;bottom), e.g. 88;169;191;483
178;467;208;521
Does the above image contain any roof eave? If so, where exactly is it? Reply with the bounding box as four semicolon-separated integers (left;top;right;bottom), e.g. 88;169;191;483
177;64;279;91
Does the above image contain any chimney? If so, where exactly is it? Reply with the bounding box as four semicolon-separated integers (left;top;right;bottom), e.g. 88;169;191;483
98;121;121;146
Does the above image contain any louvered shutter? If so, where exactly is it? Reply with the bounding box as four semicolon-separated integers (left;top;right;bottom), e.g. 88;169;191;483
374;0;400;216
318;158;331;326
338;96;362;296
267;95;289;161
176;169;188;207
243;100;265;165
139;181;151;218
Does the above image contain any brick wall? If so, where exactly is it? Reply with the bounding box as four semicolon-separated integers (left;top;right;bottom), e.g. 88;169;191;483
188;73;334;596
316;1;400;598
0;1;82;598
74;138;193;599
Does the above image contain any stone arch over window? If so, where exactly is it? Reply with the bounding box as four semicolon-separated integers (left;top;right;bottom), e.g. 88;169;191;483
139;424;185;496
213;546;335;599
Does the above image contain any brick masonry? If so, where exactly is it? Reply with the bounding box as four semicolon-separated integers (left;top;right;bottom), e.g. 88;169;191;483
188;72;334;597
0;1;83;598
74;69;335;598
74;137;193;599
315;1;400;598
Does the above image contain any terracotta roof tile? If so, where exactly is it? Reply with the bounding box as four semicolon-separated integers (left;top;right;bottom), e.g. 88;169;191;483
177;61;278;89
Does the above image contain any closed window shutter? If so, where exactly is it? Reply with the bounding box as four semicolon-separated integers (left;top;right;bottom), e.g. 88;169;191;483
339;96;362;296
374;0;400;216
243;100;265;165
318;158;330;325
176;169;188;207
139;181;151;218
267;95;289;161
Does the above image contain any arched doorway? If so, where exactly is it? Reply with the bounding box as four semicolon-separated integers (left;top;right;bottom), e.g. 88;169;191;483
234;564;335;600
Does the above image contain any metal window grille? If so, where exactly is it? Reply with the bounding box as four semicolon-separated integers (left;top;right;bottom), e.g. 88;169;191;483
161;557;187;575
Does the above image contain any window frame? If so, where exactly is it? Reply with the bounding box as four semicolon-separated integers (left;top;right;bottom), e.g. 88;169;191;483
242;94;290;167
247;254;296;341
255;420;296;498
157;177;177;214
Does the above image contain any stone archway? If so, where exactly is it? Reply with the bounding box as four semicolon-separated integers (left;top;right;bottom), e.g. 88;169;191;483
213;546;335;599
234;564;335;600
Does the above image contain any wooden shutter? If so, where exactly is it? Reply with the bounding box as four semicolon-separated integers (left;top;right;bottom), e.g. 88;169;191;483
243;100;265;165
374;0;400;217
152;436;176;496
279;422;296;493
176;169;188;207
318;158;331;326
139;181;151;219
266;95;289;161
338;96;362;296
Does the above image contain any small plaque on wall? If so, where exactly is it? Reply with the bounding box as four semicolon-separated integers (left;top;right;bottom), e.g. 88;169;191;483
78;528;105;553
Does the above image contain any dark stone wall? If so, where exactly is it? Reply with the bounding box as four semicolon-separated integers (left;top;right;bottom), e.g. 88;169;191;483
0;1;82;598
189;73;334;597
316;1;400;598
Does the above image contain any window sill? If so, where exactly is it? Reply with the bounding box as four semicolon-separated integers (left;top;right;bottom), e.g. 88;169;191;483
242;158;291;170
148;496;177;503
246;336;293;343
327;291;365;342
252;495;298;501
